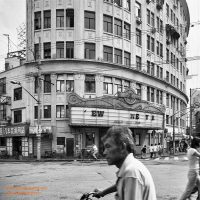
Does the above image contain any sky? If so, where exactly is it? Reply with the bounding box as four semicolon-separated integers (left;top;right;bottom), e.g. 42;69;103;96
0;0;199;96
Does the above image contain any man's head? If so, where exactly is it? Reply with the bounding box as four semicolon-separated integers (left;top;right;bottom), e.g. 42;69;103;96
191;137;200;149
102;126;134;167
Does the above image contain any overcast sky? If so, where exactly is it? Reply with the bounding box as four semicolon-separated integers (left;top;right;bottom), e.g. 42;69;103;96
0;0;199;96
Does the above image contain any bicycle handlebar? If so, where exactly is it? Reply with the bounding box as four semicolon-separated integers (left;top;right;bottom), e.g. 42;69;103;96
80;192;95;200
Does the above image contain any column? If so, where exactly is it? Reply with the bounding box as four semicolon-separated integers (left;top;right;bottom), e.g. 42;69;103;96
141;85;147;101
95;75;103;97
74;73;85;97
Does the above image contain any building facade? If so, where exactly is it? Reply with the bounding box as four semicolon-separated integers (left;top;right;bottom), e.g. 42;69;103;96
0;0;190;157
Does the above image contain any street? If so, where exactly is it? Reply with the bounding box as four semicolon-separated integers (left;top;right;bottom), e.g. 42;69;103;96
0;159;194;200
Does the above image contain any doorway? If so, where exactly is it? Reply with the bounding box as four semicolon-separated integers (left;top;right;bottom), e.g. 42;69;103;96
12;137;22;157
66;138;74;157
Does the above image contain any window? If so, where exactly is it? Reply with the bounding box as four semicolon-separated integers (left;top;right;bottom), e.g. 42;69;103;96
166;49;169;63
151;62;154;76
44;10;51;29
66;105;70;117
156;41;159;55
85;11;95;29
56;105;65;118
147;9;150;25
166;4;169;17
56;42;64;58
103;46;113;62
160;43;163;57
147;61;150;74
0;105;6;121
56;10;64;27
150;88;154;102
166;93;169;107
103;76;113;94
114;0;122;7
66;9;74;27
147;35;150;50
166;71;169;82
114;18;122;36
14;88;22;101
135;2;141;17
124;0;130;11
34;77;38;93
34;106;38;119
124;22;130;40
147;87;150;101
34;12;41;30
85;43;95;59
124;51;131;66
66;42;74;58
0;78;6;94
151;37;155;52
85;75;95;93
103;15;113;33
34;44;40;60
114;48;122;64
0;138;6;146
160;67;163;79
44;74;51;93
166;115;169;124
156;17;159;32
136;83;141;96
66;74;74;92
136;56;142;70
156;65;159;77
151;12;155;27
136;29;141;46
44;105;51;118
160;20;163;33
14;110;22;123
56;75;65;92
114;78;122;92
57;137;65;145
44;42;51;59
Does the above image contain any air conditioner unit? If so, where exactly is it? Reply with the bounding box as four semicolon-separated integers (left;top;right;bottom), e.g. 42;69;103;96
173;4;177;9
146;0;151;4
166;39;171;45
136;17;142;25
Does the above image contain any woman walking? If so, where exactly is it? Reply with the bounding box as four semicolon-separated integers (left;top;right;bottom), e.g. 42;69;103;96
180;137;200;200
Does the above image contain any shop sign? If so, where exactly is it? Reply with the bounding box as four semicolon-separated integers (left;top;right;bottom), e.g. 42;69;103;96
29;126;52;135
70;107;164;128
0;125;27;137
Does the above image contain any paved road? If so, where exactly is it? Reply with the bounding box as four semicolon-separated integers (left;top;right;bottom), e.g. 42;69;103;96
0;159;196;200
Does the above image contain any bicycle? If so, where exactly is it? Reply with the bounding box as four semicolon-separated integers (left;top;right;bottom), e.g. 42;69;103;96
80;192;95;200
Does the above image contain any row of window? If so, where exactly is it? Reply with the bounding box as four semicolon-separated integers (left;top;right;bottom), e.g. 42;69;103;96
166;114;185;127
147;35;163;57
104;0;130;11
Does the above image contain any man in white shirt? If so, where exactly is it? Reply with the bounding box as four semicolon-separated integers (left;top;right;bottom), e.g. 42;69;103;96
93;126;157;200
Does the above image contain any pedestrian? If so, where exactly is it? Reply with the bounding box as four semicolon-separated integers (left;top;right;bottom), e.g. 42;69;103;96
141;145;147;159
158;143;163;157
179;137;200;200
150;144;154;159
153;144;158;158
93;125;157;200
91;144;98;160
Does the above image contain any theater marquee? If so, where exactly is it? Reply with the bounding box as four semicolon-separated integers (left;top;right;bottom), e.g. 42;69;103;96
70;107;163;129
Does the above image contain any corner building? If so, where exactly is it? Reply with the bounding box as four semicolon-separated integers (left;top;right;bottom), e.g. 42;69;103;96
0;0;190;157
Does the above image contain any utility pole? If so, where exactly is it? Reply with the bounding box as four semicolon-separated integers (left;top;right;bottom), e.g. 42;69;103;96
3;34;10;57
189;88;192;144
36;37;42;160
172;98;175;155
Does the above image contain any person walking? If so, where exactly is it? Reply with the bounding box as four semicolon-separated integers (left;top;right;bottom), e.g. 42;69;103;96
179;137;200;200
141;145;147;159
91;144;98;160
93;125;157;200
150;144;154;159
153;144;158;158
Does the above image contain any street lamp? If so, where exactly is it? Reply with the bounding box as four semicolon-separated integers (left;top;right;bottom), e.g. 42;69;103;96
3;34;10;57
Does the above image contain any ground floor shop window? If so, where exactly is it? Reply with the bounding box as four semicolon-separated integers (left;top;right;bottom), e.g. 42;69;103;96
57;137;65;145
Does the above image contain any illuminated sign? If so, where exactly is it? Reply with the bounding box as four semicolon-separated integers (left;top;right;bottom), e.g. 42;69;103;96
70;107;164;129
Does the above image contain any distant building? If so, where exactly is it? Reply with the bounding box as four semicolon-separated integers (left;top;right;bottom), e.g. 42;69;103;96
0;0;190;157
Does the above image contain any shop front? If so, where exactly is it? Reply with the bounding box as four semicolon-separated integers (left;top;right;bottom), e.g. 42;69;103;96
68;90;165;156
0;124;30;157
29;126;53;157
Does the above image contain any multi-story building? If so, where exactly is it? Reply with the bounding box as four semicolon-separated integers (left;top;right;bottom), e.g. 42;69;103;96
0;0;190;158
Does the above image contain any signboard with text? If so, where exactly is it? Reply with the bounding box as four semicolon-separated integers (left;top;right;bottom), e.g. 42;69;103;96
0;125;27;137
70;107;164;129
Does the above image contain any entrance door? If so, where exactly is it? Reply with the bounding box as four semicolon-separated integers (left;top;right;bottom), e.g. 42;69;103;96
66;138;74;157
12;137;22;156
